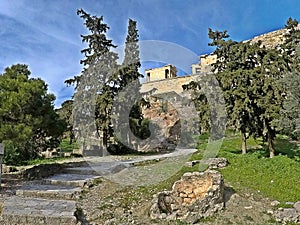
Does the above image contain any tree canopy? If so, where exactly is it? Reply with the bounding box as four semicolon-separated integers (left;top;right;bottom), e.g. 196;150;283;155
0;64;65;164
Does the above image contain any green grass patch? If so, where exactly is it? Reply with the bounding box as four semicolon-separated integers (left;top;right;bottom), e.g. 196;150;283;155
24;156;72;166
59;138;78;152
220;152;300;202
212;133;300;203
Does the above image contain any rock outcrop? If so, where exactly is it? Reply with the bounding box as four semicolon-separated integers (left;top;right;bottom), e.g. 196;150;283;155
150;170;224;223
139;97;181;152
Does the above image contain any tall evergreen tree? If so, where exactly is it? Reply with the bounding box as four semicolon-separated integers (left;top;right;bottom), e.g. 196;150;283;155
254;47;287;158
111;19;146;153
208;28;288;157
208;29;263;154
277;18;300;139
66;9;118;155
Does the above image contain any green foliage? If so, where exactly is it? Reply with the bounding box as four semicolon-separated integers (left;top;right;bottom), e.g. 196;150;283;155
0;64;65;165
205;24;293;157
110;18;147;154
276;18;300;139
56;100;75;143
182;81;211;134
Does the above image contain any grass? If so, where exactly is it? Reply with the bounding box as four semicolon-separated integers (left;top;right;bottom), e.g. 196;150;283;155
59;138;78;152
107;131;299;207
207;132;300;203
24;156;73;166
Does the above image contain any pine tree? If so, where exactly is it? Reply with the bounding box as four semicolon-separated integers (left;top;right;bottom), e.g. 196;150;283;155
277;18;300;139
208;29;263;154
207;28;288;157
66;9;119;156
0;64;65;164
111;19;146;153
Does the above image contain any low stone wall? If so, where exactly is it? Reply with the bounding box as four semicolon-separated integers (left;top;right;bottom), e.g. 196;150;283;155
150;170;224;223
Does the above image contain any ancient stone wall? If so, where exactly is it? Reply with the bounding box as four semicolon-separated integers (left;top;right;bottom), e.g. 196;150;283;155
141;74;201;95
248;28;288;48
141;25;299;96
150;170;224;223
145;64;177;82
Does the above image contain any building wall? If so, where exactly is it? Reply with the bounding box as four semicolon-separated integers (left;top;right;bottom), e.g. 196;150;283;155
145;64;177;82
141;25;296;96
141;74;201;95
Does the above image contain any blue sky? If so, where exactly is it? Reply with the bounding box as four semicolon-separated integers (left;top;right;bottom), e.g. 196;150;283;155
0;0;300;107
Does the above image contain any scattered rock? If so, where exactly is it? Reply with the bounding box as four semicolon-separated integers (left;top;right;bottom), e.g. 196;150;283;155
2;164;17;173
185;157;228;169
274;208;300;224
271;200;280;207
285;201;294;205
150;170;224;223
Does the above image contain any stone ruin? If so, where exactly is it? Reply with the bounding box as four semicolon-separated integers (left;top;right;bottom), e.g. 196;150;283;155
150;170;224;223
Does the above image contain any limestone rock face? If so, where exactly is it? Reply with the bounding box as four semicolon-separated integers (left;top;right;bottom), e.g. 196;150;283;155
150;170;224;223
249;28;288;48
139;98;180;152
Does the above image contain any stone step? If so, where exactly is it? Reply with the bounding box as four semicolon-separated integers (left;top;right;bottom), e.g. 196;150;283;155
16;183;82;200
0;196;77;225
43;173;102;187
63;162;128;176
1;173;21;180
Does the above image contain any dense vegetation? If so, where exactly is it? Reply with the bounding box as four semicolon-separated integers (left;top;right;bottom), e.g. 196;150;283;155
0;10;299;172
0;64;65;165
186;17;300;158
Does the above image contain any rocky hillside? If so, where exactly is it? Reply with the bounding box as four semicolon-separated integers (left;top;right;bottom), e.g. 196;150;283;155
140;97;180;152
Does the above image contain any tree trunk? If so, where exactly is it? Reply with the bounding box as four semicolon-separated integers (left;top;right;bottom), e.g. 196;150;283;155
241;131;247;154
100;129;108;157
268;132;275;158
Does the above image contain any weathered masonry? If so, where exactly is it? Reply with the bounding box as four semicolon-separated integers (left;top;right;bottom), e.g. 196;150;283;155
141;24;296;96
145;64;177;82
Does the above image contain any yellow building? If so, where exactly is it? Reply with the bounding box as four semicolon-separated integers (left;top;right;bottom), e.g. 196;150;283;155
191;54;217;74
145;64;177;82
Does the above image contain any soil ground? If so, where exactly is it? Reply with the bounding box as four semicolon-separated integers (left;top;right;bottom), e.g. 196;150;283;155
77;177;276;225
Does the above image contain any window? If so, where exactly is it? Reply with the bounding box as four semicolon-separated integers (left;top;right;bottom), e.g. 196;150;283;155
146;72;151;82
165;69;169;79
